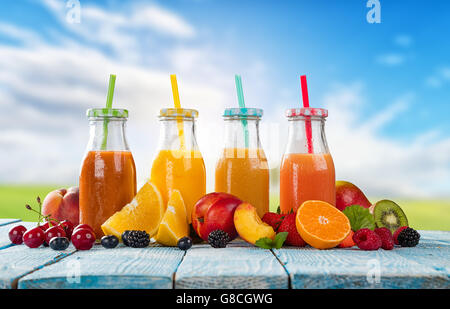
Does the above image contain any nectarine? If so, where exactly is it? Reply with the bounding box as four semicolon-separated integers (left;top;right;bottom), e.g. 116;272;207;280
191;192;242;241
234;203;276;245
42;187;79;226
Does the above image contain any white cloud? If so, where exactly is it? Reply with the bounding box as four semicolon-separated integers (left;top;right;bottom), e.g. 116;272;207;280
425;66;450;88
323;84;450;198
394;34;413;48
376;53;405;66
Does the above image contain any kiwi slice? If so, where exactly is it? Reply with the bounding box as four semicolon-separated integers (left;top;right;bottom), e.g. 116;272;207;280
373;200;408;234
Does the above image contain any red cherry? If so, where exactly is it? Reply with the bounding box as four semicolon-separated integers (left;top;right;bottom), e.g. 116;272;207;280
23;227;45;248
45;226;66;244
39;219;58;231
8;225;27;245
58;220;74;239
71;228;95;250
73;224;94;235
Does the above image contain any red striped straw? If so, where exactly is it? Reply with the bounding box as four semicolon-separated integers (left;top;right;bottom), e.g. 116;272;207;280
300;75;313;154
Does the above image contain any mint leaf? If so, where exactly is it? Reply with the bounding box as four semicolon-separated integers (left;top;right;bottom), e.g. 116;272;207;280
255;237;273;249
273;232;288;249
343;205;376;231
255;232;288;249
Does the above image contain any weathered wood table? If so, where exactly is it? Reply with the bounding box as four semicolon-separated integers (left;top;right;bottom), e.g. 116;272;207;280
0;219;448;289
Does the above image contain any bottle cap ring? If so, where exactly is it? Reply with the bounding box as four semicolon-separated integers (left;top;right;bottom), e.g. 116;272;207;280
286;108;328;118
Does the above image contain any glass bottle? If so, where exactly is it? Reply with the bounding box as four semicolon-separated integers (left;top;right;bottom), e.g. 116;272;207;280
280;107;335;214
215;108;269;217
79;108;137;238
150;108;206;224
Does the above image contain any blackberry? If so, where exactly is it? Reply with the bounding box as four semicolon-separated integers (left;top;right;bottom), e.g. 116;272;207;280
122;230;150;248
208;229;230;248
397;227;420;247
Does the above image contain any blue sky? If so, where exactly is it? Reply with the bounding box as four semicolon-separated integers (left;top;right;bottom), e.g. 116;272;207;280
0;0;449;198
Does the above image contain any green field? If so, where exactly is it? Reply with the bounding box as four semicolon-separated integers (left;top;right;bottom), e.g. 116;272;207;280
0;185;72;222
0;185;449;231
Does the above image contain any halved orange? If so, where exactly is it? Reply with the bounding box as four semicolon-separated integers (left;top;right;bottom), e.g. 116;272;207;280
295;200;350;249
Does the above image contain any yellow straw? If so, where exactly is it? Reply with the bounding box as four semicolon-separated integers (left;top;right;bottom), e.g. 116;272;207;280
170;74;186;150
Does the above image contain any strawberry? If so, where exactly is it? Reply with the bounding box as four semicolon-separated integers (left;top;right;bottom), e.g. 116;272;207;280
277;213;306;247
262;212;284;232
393;226;408;245
338;230;355;248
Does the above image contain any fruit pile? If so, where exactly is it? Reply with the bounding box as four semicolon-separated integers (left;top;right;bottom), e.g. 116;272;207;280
9;181;420;253
260;182;421;251
8;197;153;251
8;197;95;251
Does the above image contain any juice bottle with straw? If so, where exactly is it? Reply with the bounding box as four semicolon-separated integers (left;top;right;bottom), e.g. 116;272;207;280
150;75;206;224
279;76;335;214
215;75;269;218
79;75;137;238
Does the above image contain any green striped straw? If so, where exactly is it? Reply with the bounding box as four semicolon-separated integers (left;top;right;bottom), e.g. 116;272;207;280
234;75;249;148
101;74;116;150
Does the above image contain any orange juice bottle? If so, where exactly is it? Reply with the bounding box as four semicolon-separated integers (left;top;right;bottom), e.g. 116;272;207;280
150;108;206;224
280;108;335;214
79;109;137;238
215;108;269;217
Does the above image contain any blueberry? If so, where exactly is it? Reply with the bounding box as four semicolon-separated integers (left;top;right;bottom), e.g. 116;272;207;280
101;235;119;249
49;237;70;251
177;237;193;251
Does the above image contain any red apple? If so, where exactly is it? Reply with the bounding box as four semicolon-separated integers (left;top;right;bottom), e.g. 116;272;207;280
42;187;79;226
336;181;372;211
191;192;242;241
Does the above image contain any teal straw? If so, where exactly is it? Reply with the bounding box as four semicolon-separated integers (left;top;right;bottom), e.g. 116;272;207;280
101;74;116;150
234;75;249;148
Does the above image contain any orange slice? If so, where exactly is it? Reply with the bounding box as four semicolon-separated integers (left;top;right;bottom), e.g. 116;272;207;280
101;181;164;239
295;200;350;249
154;189;189;246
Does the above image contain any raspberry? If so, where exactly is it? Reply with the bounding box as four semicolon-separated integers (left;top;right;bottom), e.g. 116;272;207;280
277;213;306;247
374;227;394;250
393;226;408;245
353;228;382;250
397;227;420;247
262;212;284;232
338;230;355;248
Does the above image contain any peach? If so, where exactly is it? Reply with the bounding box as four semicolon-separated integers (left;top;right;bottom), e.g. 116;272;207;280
191;192;242;241
42;187;79;226
336;181;371;211
233;202;276;245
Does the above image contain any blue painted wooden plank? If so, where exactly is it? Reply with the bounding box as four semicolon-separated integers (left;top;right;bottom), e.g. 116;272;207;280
0;221;36;250
274;235;450;289
0;244;75;289
393;231;450;278
175;241;288;289
19;244;185;289
0;219;21;226
419;230;450;246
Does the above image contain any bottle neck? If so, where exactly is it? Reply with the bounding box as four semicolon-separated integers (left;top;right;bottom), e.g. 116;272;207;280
157;118;200;151
222;117;262;150
285;117;330;154
86;118;130;151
